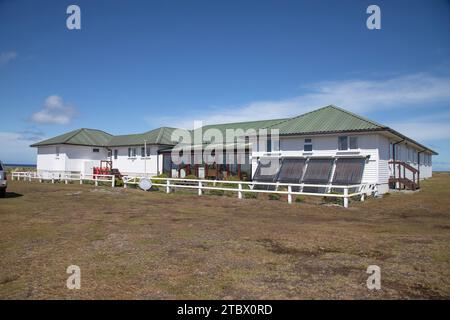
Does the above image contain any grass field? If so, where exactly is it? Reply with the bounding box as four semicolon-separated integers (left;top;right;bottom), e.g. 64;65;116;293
1;173;450;299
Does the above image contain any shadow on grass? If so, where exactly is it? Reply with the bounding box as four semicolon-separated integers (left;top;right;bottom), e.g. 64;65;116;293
2;192;23;198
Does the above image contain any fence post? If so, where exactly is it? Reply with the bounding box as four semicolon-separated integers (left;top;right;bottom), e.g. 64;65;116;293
343;187;349;208
29;173;32;182
95;179;98;187
360;193;365;202
238;183;242;199
288;185;292;204
198;181;202;196
166;180;171;193
80;174;83;185
111;176;115;188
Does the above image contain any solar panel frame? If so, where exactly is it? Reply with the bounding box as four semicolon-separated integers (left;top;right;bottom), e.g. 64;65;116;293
332;158;366;185
276;158;306;184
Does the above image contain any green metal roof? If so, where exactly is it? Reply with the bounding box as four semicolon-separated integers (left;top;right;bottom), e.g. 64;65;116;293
269;105;386;135
198;118;288;136
107;127;179;146
29;105;436;154
30;128;113;147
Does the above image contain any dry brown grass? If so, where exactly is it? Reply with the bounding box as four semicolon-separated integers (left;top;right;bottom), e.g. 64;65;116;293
1;173;450;299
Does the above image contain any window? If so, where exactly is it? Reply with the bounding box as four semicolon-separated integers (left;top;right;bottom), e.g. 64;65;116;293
349;137;358;149
128;147;136;158
93;148;100;153
426;154;432;166
107;150;112;158
114;149;118;160
267;139;272;152
338;136;348;150
407;147;413;163
338;136;358;150
138;146;151;158
56;146;60;157
304;138;313;152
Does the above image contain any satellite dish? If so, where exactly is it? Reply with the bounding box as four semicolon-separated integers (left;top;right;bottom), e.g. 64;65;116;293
139;178;152;191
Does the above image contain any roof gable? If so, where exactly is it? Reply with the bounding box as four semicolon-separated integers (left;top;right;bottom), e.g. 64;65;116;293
196;118;288;136
106;127;179;146
268;105;386;135
30;128;113;147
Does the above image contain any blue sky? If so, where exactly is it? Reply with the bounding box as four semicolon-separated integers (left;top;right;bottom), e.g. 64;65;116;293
0;0;449;168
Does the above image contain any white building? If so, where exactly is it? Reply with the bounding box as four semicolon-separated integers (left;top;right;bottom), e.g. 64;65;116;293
31;105;436;194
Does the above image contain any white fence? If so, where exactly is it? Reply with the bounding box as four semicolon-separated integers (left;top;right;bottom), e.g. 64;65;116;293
11;171;115;187
10;171;376;208
123;176;376;208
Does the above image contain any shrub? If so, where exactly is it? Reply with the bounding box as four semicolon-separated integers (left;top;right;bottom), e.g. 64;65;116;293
209;189;225;196
225;175;241;181
114;178;124;187
295;196;304;203
152;173;168;185
185;174;198;180
323;191;344;206
268;194;281;201
208;181;226;196
244;192;257;199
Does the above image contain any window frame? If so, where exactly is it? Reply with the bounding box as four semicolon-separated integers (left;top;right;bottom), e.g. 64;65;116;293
338;136;348;151
266;138;272;152
349;136;358;150
303;138;313;152
128;147;137;158
338;136;359;151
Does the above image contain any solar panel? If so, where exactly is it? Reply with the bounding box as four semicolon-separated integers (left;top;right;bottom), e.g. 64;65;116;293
302;158;334;193
253;158;280;190
277;158;306;183
332;158;365;185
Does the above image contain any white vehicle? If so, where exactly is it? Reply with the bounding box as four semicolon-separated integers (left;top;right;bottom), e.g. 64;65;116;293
0;161;6;197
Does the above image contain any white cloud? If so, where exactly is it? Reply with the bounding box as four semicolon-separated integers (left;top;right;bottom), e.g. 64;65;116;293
0;132;40;164
387;111;450;142
30;95;76;124
0;51;17;65
389;122;450;141
151;73;450;129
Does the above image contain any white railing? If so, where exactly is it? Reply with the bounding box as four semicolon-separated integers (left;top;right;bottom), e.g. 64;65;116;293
123;176;376;208
11;171;376;208
11;171;115;187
